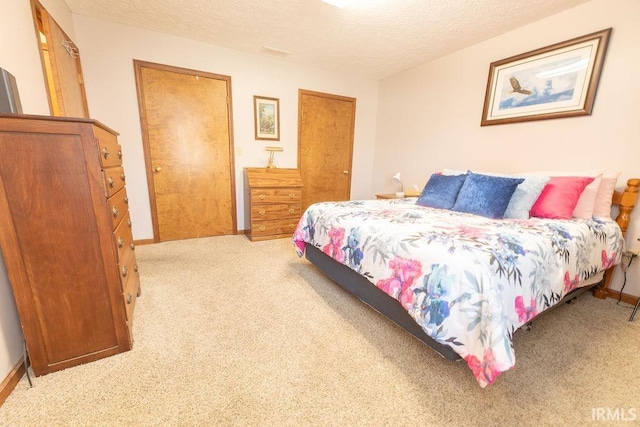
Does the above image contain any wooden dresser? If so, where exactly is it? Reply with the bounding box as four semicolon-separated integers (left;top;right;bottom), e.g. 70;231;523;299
245;168;303;241
0;114;140;376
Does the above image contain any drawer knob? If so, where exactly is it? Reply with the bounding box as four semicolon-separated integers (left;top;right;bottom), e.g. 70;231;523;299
126;293;132;304
108;176;115;188
122;265;128;277
118;236;124;248
112;206;119;218
259;225;266;232
289;193;294;199
131;243;136;250
259;209;266;216
120;173;126;182
289;223;295;229
134;264;139;273
124;196;129;204
259;194;266;200
102;147;110;159
118;150;123;159
154;166;162;173
288;208;295;214
128;218;132;228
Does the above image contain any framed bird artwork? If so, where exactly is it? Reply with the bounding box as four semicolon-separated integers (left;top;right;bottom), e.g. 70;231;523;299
480;28;611;126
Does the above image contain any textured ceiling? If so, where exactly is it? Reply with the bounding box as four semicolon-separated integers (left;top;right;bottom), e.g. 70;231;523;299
64;0;590;80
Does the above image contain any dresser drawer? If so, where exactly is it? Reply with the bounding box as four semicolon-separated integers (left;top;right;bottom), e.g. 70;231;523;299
118;246;138;290
113;211;134;262
103;166;126;198
122;259;140;323
251;203;301;221
251;218;298;238
94;126;123;168
251;188;301;204
107;188;129;230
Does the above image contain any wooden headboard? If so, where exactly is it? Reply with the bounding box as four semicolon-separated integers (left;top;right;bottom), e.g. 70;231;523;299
595;178;640;298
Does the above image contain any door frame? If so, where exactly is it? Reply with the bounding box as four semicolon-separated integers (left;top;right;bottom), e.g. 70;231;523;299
133;60;237;242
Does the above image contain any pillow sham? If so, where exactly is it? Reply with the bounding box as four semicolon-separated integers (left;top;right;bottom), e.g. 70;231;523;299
451;172;524;219
571;174;602;219
442;168;548;219
520;169;603;219
593;171;621;217
529;176;595;219
416;173;467;209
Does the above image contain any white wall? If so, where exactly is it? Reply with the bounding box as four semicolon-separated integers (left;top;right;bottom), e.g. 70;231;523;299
373;0;640;295
0;0;72;394
71;15;380;240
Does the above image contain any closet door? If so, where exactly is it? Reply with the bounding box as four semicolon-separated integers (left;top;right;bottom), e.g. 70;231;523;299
134;60;237;242
298;89;356;212
32;1;89;118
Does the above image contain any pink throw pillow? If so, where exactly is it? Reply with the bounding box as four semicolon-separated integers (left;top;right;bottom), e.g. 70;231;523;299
593;172;621;217
530;176;596;219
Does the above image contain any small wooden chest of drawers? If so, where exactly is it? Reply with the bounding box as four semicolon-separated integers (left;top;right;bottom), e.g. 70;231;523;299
245;168;303;241
0;114;140;376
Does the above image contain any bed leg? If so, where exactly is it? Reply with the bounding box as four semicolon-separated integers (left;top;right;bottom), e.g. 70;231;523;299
593;268;613;299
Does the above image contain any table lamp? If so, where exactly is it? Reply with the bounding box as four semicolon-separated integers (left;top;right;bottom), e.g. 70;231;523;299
392;172;404;197
266;146;283;168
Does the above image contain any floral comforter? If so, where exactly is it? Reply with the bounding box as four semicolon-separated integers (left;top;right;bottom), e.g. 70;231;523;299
292;198;624;387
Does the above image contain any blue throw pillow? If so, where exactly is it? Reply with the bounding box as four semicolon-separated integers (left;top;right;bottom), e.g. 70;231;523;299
416;173;467;209
452;171;524;219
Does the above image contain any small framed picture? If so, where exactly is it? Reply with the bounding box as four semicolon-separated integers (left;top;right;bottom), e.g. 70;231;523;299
253;96;280;140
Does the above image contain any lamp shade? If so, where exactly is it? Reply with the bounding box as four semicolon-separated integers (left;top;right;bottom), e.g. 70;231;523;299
392;172;404;194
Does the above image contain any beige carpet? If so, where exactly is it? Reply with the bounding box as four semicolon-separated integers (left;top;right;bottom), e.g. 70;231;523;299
1;235;639;426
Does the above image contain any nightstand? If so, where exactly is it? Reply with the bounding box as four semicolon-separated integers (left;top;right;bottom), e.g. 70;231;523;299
375;191;420;199
375;193;403;199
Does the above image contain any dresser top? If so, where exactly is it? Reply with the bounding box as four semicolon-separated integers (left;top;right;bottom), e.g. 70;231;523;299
0;113;118;135
245;167;302;188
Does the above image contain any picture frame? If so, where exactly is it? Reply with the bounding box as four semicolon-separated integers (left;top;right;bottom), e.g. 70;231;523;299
480;28;611;126
253;95;280;140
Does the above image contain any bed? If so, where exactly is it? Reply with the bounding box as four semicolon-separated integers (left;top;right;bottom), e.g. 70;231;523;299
292;175;639;387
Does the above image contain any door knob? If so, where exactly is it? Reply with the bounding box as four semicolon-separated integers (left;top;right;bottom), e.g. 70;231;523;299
154;166;162;173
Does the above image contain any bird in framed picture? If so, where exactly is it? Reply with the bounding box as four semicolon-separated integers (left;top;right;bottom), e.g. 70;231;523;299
509;76;532;95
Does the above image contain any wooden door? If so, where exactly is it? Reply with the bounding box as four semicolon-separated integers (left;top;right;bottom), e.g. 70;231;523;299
135;61;236;242
32;1;89;118
298;90;356;212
